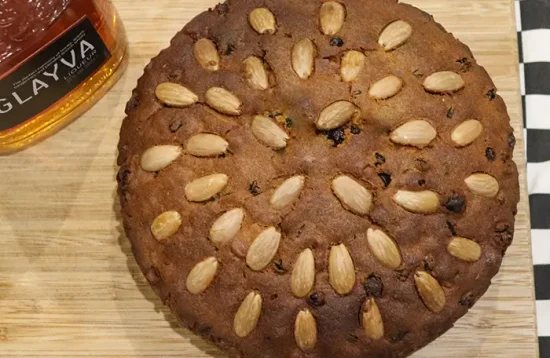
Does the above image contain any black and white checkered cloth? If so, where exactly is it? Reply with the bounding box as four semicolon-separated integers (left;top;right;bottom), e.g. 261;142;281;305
515;0;550;356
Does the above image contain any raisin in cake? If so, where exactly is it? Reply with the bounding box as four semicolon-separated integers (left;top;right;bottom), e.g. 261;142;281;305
117;0;520;356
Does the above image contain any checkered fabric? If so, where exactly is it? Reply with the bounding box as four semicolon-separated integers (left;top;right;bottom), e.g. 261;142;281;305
515;0;550;356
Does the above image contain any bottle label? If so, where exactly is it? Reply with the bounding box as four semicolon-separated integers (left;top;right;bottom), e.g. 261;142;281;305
0;17;111;132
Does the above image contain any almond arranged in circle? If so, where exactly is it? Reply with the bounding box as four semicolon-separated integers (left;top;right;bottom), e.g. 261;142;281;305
246;227;281;271
185;174;228;202
292;38;316;79
362;298;384;340
329;243;356;295
341;50;365;82
451;120;483;147
379;20;413;51
390;120;437;148
448;237;482;262
316;101;361;130
234;291;262;337
193;38;219;72
369;75;403;100
141;145;182;172
209;208;244;245
186;257;219;294
290;248;315;298
270;175;306;210
320;1;346;35
151;211;182;241
414;271;446;313
205;87;243;115
393;190;439;214
295;309;317;351
423;71;464;93
242;56;270;90
249;8;277;34
332;175;373;215
185;134;229;157
155;83;198;107
366;228;402;269
464;173;499;198
251;115;289;149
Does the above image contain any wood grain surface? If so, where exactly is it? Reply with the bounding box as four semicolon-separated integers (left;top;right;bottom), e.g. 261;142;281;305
0;0;538;357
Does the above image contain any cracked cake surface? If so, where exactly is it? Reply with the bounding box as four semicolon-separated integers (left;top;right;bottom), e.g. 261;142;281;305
117;0;520;357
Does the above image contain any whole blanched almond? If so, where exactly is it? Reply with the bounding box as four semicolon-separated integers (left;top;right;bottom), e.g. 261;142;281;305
378;20;413;51
209;208;244;245
414;271;446;313
249;8;277;34
316;101;361;130
332;175;372;215
242;56;270;90
246;227;281;271
393;190;439;214
205;87;242;115
270;176;306;210
290;248;315;298
369;75;403;100
341;50;365;82
448;237;482;262
320;1;346;35
362;298;384;340
185;174;228;202
186;257;219;294
251;115;289;149
234;291;262;337
151;211;182;241
423;71;465;93
155;83;198;107
329;244;356;295
193;38;219;72
451;120;483;147
141;145;182;172
367;228;402;269
185;134;229;157
292;38;316;79
464;173;499;198
390;120;437;148
294;309;317;351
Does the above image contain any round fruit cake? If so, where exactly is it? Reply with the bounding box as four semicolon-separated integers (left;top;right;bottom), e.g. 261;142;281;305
117;0;520;356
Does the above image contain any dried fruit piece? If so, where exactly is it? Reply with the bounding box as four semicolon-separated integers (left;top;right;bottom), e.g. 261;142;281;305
341;50;365;82
332;175;373;215
451;120;483;147
362;298;384;340
185;174;228;202
329;244;356;295
393;190;439;214
185;134;229;157
423;71;465;93
270;176;306;210
378;20;413;51
205;87;242;115
193;38;220;72
249;8;276;34
320;1;346;35
369;75;403;100
295;309;317;351
316;101;361;130
390;120;437;148
234;291;262;337
291;248;315;298
251;115;289;149
151;211;182;241
242;56;270;90
292;38;316;79
141;145;182;172
246;227;281;271
448;237;482;262
464;173;499;198
414;271;446;313
186;257;219;294
155;83;198;107
209;208;244;245
366;228;402;269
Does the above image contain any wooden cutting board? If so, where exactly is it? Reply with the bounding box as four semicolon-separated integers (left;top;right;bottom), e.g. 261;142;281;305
0;0;539;357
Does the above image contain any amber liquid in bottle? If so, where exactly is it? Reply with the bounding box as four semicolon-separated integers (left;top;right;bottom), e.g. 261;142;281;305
0;0;128;154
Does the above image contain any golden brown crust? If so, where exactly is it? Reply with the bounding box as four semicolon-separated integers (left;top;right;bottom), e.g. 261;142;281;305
117;0;519;357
